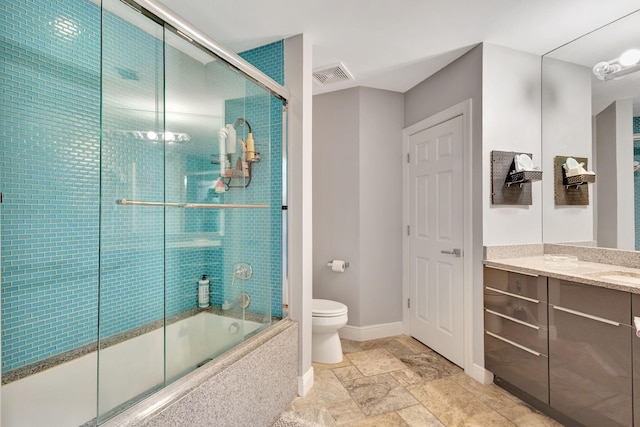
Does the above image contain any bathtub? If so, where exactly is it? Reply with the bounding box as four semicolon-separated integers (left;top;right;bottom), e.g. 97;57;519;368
2;312;263;427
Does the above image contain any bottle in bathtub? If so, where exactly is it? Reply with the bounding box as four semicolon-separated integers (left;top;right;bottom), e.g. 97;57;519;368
198;275;210;308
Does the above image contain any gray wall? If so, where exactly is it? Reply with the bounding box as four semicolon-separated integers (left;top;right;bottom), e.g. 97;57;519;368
541;58;593;242
482;44;542;245
313;88;361;324
313;87;404;327
359;88;405;326
596;102;619;248
405;45;483;130
284;34;314;392
595;99;635;250
404;45;484;367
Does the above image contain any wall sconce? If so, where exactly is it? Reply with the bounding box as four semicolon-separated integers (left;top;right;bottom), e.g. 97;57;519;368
593;49;640;81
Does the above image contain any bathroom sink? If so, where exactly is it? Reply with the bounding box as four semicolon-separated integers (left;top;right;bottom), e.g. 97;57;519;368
589;271;640;285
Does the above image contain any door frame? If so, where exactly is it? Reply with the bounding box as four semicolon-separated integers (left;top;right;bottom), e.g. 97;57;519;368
402;99;475;377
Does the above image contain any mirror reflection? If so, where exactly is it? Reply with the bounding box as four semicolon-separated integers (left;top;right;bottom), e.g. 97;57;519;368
542;9;640;251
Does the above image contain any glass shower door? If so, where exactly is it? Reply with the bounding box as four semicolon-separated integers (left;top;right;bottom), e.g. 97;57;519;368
95;0;285;420
98;0;165;420
162;27;276;382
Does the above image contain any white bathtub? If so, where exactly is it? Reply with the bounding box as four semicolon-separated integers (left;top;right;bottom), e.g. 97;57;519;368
1;312;263;427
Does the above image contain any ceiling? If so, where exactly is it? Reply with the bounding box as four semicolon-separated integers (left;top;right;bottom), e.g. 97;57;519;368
158;0;640;95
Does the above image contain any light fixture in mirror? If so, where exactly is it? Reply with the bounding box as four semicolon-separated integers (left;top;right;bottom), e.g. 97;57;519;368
542;8;640;251
593;48;640;81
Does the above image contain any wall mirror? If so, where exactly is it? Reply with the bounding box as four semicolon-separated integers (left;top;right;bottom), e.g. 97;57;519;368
542;9;640;251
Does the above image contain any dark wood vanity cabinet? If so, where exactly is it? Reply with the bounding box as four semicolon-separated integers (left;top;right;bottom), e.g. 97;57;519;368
632;294;640;427
548;278;632;427
484;268;636;427
483;267;549;404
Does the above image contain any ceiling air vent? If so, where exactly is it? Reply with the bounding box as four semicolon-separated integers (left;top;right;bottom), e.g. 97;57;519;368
313;62;354;85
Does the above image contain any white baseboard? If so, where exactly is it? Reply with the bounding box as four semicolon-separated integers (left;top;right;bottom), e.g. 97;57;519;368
338;322;404;342
298;366;314;397
468;363;493;385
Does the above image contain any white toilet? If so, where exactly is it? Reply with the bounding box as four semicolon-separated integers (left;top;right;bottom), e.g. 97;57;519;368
312;299;348;364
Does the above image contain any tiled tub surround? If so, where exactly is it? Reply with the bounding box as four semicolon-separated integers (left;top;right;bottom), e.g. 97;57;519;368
2;311;281;426
1;306;277;386
103;319;298;427
2;1;291;425
1;0;285;376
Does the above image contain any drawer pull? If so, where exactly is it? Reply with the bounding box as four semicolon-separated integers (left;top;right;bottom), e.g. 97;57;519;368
485;308;539;330
552;305;620;327
485;286;539;304
485;331;542;356
485;266;538;277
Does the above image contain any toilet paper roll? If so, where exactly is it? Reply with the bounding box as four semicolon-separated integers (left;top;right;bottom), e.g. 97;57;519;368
331;260;346;273
634;316;640;338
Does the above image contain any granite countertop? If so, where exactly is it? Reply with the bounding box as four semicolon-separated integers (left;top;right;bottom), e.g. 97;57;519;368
484;256;640;294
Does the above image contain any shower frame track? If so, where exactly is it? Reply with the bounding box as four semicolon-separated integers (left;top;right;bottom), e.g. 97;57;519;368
121;0;290;103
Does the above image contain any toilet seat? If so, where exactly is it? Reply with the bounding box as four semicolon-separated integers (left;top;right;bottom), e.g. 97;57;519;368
312;299;348;317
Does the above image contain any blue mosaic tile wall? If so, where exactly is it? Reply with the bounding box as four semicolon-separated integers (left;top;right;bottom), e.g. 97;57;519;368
205;40;284;319
239;41;285;319
634;117;640;251
1;0;285;373
98;9;166;337
0;0;102;372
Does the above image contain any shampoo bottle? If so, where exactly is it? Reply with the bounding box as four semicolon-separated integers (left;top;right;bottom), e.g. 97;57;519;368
198;275;210;308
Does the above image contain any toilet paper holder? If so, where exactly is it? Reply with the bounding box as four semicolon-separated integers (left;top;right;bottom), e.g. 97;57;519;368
326;260;350;268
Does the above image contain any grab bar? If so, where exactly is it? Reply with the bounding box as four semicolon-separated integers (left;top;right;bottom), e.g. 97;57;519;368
117;199;269;209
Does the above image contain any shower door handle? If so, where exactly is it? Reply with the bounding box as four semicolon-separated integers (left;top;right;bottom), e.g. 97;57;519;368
441;248;461;257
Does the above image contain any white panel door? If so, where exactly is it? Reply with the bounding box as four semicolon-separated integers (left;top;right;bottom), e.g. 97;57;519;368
407;115;464;366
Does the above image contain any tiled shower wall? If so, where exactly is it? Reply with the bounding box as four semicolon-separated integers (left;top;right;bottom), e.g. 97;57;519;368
0;0;102;372
213;40;284;318
0;0;284;373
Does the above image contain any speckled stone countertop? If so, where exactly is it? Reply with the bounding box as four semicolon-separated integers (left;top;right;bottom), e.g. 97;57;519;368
484;256;640;294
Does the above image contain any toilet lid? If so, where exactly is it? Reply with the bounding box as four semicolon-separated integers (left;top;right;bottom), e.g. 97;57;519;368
312;299;348;317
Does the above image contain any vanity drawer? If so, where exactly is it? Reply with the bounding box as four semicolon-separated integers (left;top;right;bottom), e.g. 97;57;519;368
484;267;547;302
484;288;547;326
485;309;547;355
548;278;630;325
485;330;549;404
549;305;632;427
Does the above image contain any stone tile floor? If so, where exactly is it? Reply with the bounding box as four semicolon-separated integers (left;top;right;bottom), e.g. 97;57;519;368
276;335;562;426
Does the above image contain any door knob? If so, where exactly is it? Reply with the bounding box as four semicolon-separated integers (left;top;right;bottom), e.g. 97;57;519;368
441;248;461;257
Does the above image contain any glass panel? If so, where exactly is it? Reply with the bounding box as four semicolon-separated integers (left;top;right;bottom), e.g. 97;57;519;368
163;29;227;381
98;0;165;420
1;0;286;424
0;0;101;425
229;79;274;329
162;28;278;381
